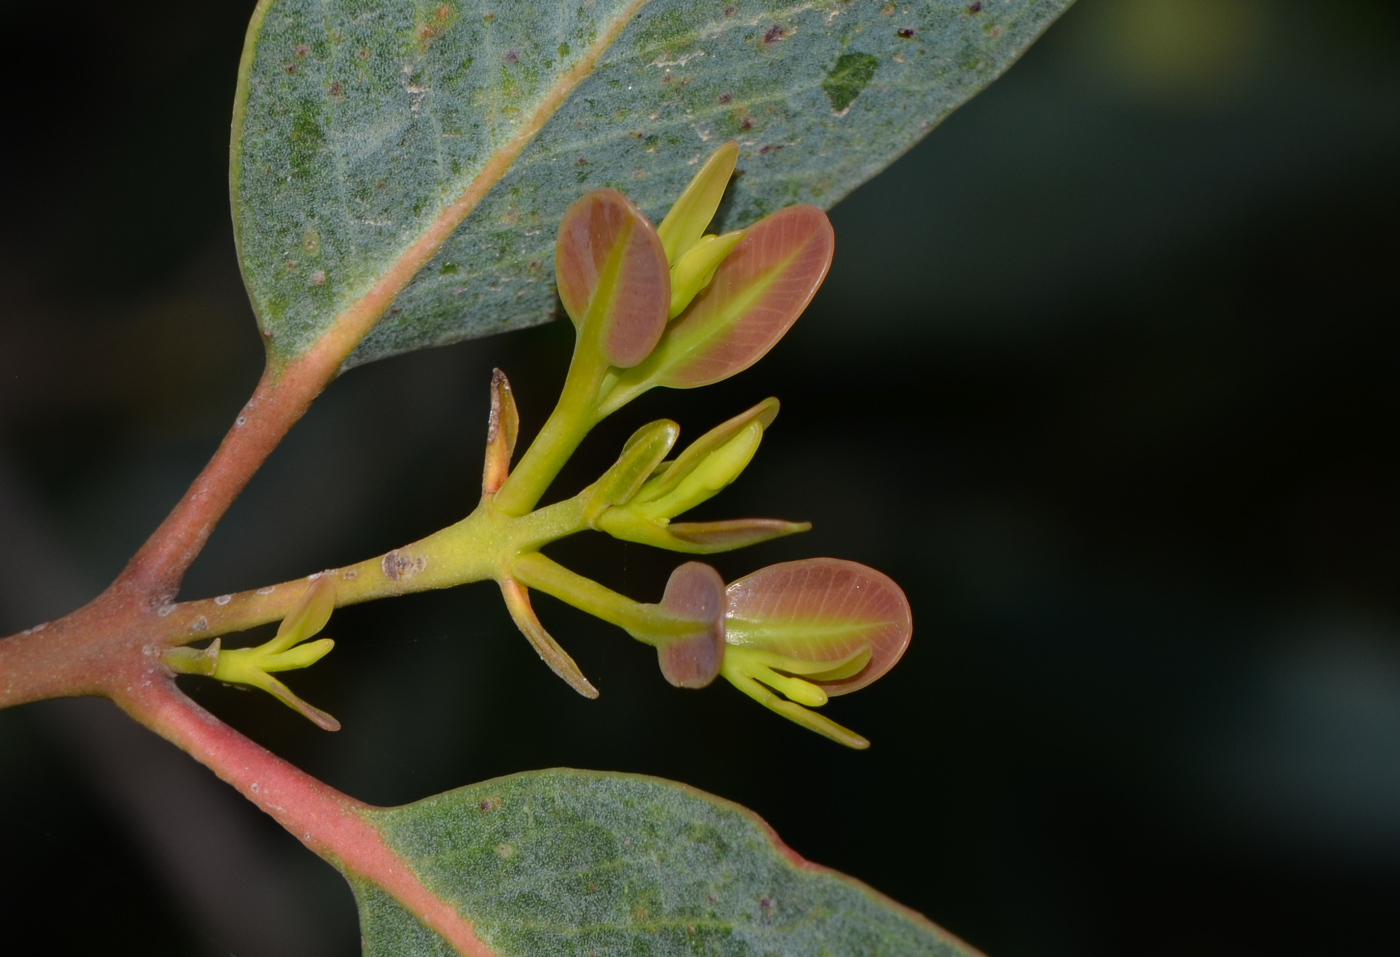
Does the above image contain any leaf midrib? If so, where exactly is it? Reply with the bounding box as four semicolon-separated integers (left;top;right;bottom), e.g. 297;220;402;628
231;0;655;370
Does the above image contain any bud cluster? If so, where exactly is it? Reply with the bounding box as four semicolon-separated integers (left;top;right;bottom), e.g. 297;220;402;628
167;142;913;750
485;144;913;747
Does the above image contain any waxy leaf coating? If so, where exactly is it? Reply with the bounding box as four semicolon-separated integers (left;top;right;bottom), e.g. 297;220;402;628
233;0;1072;367
555;189;670;368
354;770;983;957
725;558;911;696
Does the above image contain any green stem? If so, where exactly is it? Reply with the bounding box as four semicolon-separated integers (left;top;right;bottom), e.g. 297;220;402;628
510;552;693;644
493;349;606;517
159;494;589;647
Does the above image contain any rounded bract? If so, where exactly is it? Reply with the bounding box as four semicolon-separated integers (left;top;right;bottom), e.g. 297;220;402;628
723;558;911;695
555;188;671;368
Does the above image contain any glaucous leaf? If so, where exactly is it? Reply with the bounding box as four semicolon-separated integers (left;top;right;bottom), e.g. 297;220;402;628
724;558;912;696
233;0;1072;367
352;769;982;957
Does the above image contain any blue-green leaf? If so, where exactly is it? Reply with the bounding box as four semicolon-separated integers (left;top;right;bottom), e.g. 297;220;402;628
232;0;1071;367
351;769;982;957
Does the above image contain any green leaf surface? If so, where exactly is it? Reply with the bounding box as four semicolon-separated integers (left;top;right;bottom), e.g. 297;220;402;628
233;0;1071;367
352;768;982;957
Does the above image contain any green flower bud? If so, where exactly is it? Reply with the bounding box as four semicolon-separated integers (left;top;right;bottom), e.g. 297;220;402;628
634;419;761;522
656;141;738;265
668;229;745;319
174;577;341;731
718;558;913;749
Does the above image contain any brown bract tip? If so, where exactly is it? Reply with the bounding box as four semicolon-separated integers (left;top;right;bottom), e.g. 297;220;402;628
483;368;519;495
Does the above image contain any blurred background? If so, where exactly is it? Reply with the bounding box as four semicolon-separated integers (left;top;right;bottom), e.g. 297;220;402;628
2;0;1398;954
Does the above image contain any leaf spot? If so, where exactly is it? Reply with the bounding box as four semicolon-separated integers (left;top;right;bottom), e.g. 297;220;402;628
494;843;515;859
762;24;786;46
822;52;879;114
382;550;426;581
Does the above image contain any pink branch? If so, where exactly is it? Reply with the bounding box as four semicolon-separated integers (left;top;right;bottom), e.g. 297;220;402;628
114;348;342;605
120;676;496;957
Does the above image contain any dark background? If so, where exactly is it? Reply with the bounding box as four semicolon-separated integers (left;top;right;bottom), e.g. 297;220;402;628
3;1;1399;954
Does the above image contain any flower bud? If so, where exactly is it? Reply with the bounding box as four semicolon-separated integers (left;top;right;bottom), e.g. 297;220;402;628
656;141;739;265
635;420;762;522
594;514;809;554
718;558;912;748
196;577;341;731
583;419;679;522
668;230;745;319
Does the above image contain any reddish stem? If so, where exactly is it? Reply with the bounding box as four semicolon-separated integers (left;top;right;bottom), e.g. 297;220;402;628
113;346;342;605
120;675;495;957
